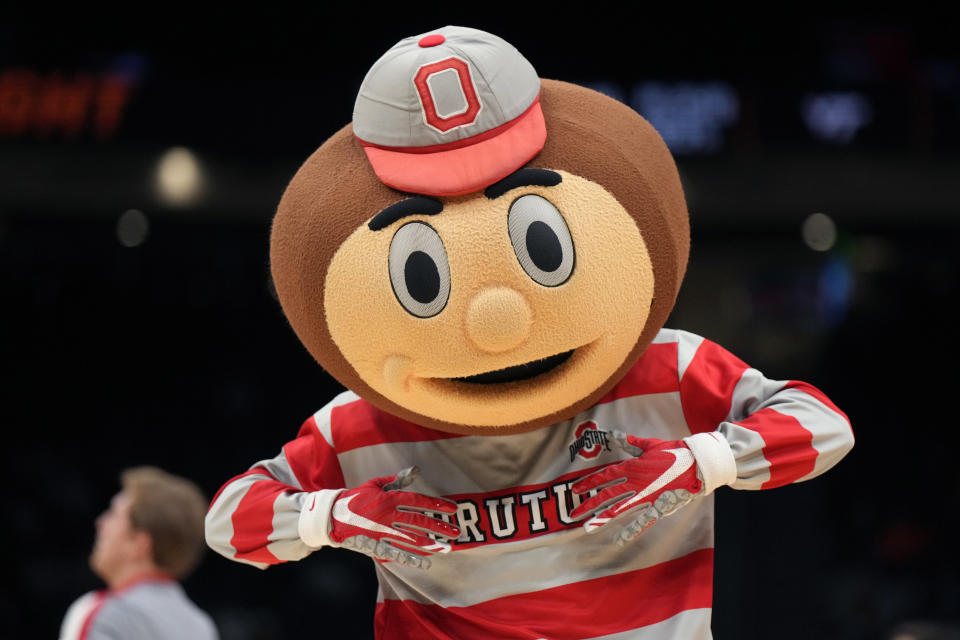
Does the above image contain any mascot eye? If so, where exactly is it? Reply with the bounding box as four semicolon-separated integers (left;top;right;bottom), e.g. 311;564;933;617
388;222;451;318
507;194;575;287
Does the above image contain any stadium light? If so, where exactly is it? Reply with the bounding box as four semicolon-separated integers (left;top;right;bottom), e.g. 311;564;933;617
155;146;204;206
802;212;837;252
117;209;149;247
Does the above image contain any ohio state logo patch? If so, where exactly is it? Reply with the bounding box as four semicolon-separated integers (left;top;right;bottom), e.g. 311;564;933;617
569;421;612;462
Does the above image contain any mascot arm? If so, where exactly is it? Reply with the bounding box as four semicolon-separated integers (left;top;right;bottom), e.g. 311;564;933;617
205;407;461;570
204;413;347;569
570;329;854;543
675;329;854;491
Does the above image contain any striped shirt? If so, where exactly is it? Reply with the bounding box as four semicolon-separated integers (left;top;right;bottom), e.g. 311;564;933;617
206;328;854;639
59;575;218;640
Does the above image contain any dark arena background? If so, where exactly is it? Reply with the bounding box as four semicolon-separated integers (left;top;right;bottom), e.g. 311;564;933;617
4;8;959;639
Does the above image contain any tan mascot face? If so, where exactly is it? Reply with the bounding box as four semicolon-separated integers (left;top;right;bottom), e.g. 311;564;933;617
270;29;690;436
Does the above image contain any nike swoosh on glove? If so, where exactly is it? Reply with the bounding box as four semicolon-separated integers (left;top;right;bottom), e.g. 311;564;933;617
569;430;736;545
298;466;460;569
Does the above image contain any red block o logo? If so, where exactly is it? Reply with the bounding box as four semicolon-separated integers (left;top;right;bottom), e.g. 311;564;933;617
413;57;482;133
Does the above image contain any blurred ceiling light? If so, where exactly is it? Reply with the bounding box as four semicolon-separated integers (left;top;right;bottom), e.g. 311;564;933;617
818;256;853;326
117;209;149;247
801;92;873;144
802;212;837;252
155;146;204;206
630;81;739;154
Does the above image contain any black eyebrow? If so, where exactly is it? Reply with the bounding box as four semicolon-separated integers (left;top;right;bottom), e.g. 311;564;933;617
369;197;443;231
484;168;562;199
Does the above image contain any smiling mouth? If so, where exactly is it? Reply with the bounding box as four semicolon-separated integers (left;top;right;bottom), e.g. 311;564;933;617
451;349;575;384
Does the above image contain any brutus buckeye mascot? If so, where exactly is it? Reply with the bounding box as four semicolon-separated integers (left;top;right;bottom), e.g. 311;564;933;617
206;26;854;639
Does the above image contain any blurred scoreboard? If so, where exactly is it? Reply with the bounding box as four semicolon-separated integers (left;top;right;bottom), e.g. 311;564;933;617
2;55;959;156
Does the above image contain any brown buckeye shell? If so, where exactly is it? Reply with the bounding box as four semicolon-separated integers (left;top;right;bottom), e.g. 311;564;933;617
270;78;690;435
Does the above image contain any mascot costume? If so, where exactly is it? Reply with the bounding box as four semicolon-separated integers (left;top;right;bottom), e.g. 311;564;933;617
206;26;854;639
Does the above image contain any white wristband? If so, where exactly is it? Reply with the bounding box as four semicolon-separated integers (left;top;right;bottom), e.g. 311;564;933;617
297;489;344;548
682;431;737;495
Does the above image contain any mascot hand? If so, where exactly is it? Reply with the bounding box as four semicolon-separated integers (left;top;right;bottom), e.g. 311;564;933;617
298;466;460;569
570;430;735;545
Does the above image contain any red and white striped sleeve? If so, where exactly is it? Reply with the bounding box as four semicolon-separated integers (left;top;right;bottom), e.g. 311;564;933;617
676;330;854;491
205;398;349;569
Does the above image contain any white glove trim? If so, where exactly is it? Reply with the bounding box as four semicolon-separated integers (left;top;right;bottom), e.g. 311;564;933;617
683;431;737;495
298;489;344;548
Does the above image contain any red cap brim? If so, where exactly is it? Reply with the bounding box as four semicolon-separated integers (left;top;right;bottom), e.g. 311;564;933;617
359;100;547;197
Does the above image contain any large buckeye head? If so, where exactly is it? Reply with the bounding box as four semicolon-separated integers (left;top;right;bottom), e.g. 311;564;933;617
270;79;689;435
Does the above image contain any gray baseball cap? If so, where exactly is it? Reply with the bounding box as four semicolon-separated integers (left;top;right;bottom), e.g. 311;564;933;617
353;26;546;197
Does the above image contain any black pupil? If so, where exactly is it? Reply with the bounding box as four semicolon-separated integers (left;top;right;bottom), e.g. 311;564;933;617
525;221;563;272
404;251;440;304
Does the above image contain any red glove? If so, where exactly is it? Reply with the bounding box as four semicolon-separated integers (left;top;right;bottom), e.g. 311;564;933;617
300;467;460;569
570;433;703;545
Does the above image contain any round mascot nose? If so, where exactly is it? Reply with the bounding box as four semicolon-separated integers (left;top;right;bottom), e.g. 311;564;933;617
465;287;532;353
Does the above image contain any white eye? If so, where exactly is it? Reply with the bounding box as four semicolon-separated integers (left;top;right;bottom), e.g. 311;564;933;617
507;195;575;287
389;222;450;318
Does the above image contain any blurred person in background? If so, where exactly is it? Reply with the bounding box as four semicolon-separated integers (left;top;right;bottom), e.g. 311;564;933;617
59;466;218;640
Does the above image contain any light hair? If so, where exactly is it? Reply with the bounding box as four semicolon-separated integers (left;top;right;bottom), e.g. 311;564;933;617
121;466;208;580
